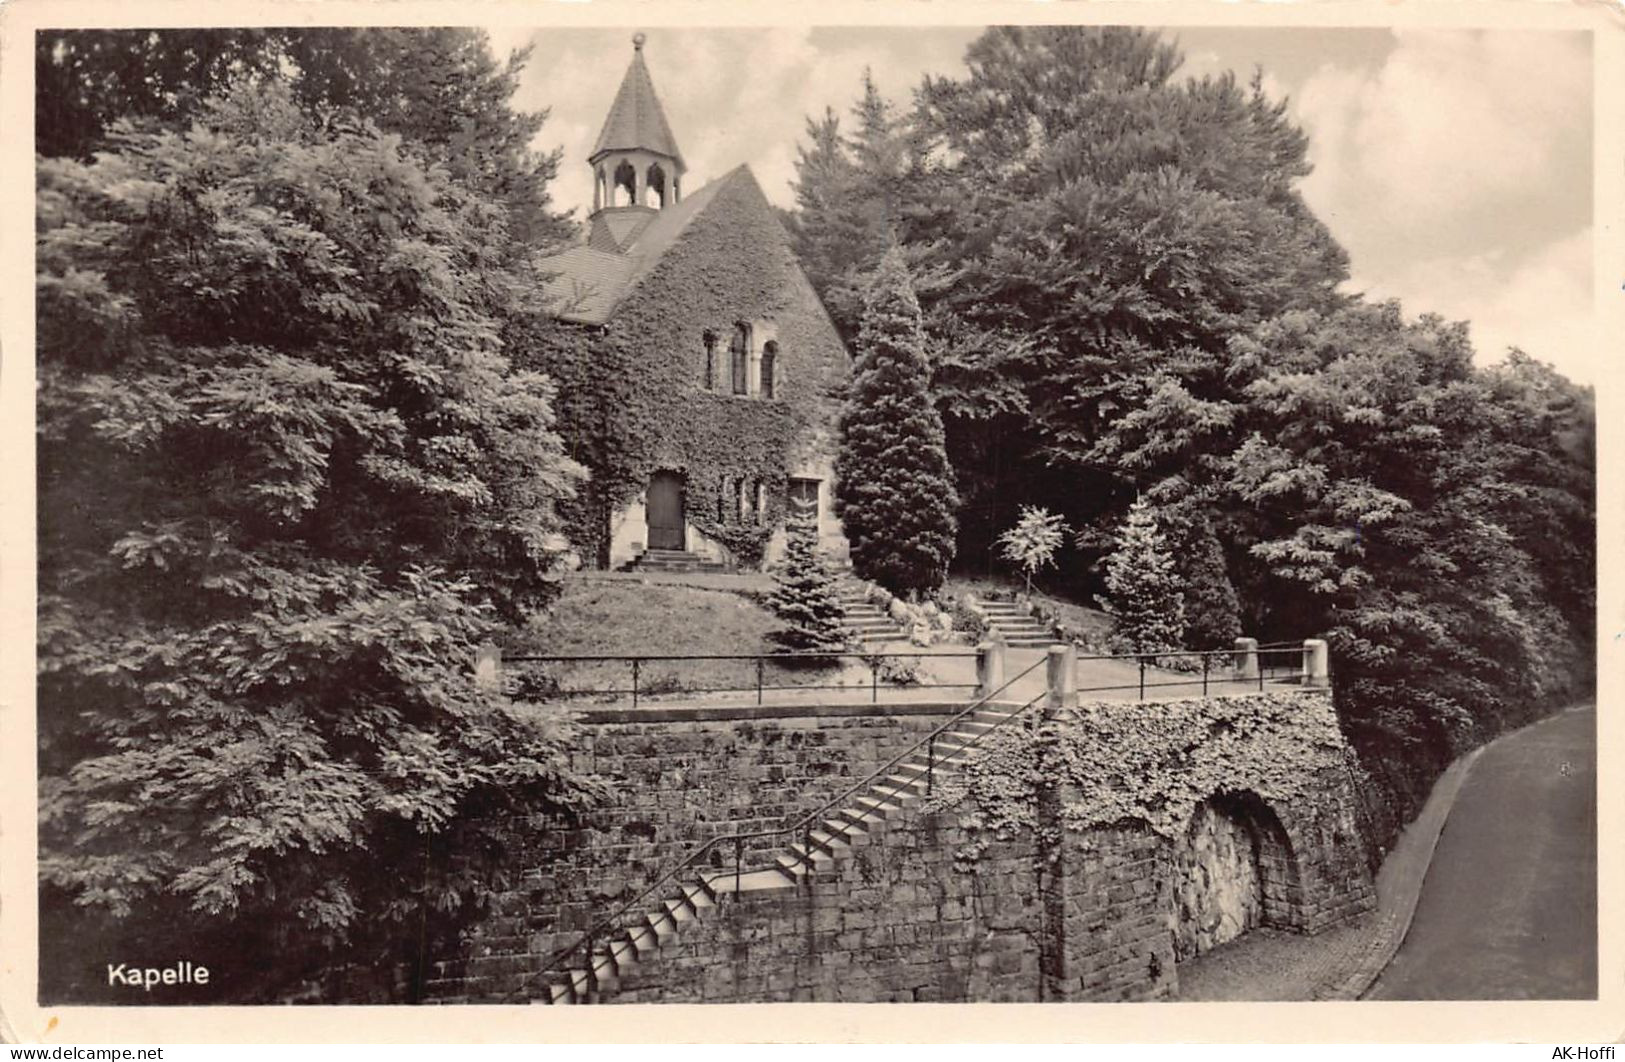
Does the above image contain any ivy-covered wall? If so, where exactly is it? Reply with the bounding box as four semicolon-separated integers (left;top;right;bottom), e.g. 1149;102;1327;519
929;691;1377;936
521;167;851;570
425;690;1376;1003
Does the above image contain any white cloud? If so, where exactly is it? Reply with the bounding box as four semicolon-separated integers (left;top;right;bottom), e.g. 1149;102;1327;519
1294;30;1588;236
1348;227;1596;383
1290;29;1593;380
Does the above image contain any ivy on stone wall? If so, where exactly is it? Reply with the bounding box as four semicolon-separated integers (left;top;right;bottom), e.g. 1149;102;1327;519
513;170;847;569
925;692;1359;862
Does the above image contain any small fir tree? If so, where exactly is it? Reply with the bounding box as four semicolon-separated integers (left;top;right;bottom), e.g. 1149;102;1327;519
834;245;959;594
998;505;1069;594
1098;498;1187;653
766;523;850;655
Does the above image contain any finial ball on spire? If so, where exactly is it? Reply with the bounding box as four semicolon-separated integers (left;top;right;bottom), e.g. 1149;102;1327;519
633;32;646;50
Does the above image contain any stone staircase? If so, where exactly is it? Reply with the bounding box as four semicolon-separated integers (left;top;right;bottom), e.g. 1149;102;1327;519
835;586;906;645
529;700;1027;1004
626;548;731;574
977;598;1058;648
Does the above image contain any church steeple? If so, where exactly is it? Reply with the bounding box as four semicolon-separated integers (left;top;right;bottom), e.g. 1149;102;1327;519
589;33;685;217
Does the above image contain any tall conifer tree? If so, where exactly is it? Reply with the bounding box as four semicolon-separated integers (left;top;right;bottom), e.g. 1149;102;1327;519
835;247;959;594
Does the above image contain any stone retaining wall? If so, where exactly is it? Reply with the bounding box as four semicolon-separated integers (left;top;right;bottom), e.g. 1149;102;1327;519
430;702;958;997
428;691;1375;1003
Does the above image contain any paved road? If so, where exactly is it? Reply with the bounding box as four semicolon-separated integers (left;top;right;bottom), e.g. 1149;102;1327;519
1368;704;1596;999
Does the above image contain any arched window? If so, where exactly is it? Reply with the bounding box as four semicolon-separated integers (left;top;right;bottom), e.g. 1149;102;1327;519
754;481;766;526
733;477;745;522
717;476;727;521
730;323;750;395
760;341;778;399
595;167;607;211
613;159;637;207
702;329;719;390
646;163;667;209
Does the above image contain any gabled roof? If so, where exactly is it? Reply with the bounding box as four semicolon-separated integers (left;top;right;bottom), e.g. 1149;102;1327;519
537;167;746;325
590;40;684;168
588;209;658;253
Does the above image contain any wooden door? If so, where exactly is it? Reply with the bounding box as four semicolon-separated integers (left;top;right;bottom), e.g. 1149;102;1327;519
647;472;685;550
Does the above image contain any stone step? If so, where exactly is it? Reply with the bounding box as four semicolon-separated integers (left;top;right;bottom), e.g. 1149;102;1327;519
541;704;1018;1004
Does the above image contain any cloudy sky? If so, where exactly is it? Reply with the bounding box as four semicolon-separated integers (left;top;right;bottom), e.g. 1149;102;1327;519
490;25;1595;384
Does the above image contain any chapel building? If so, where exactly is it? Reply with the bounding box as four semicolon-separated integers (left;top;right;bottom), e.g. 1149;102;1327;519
537;34;852;572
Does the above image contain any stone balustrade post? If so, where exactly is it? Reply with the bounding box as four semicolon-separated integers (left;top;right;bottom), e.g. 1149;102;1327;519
1233;637;1259;683
977;641;1005;700
1302;638;1330;688
474;642;503;692
1045;643;1077;719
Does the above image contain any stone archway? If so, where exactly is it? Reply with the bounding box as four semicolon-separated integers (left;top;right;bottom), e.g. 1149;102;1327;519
1171;791;1301;963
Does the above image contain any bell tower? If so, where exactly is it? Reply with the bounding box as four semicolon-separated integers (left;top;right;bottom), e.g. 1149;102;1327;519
588;33;686;251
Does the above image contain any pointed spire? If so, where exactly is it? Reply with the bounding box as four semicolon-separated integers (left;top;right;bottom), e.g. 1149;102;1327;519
591;33;684;168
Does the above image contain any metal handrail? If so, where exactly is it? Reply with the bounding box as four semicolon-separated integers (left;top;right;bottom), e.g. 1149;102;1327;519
502;653;1049;1003
502;650;980;662
503;645;1307;707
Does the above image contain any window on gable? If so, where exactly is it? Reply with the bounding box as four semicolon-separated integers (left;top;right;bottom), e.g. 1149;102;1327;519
761;340;778;399
703;329;719;390
730;323;750;396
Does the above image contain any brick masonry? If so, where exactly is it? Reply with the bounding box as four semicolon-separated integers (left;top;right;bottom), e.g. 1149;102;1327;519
427;692;1375;1003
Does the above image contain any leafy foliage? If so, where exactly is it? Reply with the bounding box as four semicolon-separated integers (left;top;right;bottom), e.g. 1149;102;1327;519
36;28;574;248
1097;499;1186;653
36;77;597;1002
790;27;1594;847
1170;514;1243;649
1221;304;1595;810
764;523;850;655
997;506;1069;594
835;246;959;594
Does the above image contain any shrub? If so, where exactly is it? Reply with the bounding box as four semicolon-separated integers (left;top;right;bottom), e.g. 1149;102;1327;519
997;506;1069;594
765;522;849;656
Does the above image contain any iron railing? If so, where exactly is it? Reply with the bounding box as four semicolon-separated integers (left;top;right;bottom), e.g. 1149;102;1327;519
502;653;1050;1003
501;649;980;707
500;644;1321;708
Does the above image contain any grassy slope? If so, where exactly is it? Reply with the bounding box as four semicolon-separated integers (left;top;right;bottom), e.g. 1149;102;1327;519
513;574;942;702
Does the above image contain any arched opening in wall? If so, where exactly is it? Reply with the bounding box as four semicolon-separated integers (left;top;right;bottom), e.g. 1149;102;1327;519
753;481;766;526
760;341;777;399
595;167;607;211
1171;791;1301;965
730;323;750;395
613;159;637;207
645;163;667;208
